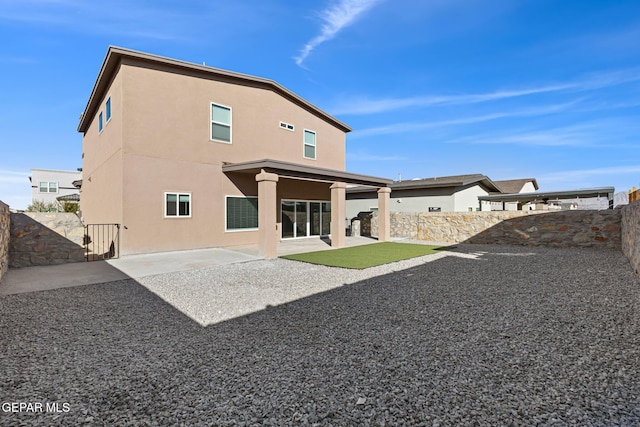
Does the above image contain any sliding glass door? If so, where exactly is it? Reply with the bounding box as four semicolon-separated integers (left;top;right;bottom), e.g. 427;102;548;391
281;200;331;238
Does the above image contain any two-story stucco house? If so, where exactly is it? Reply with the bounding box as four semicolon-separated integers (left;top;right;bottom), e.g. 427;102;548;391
78;47;392;257
30;168;82;206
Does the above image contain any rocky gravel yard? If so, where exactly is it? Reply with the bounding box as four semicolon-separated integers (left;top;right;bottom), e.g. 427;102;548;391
1;244;640;426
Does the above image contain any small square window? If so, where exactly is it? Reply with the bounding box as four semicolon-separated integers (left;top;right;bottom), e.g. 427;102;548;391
279;121;295;131
165;193;191;218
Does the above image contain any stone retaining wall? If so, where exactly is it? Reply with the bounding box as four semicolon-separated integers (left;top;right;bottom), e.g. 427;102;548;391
0;201;9;281
370;210;621;249
621;201;640;276
9;212;85;268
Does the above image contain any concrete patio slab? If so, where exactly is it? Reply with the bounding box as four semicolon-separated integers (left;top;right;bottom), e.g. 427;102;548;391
0;236;389;295
0;247;262;295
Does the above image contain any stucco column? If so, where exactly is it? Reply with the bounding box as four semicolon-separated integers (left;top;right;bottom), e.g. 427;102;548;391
256;170;279;258
377;187;391;242
330;182;347;248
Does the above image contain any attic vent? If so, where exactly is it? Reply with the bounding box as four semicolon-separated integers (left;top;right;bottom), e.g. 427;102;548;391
279;121;295;131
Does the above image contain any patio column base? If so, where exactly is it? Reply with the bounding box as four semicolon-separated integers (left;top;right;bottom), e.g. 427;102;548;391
256;170;279;258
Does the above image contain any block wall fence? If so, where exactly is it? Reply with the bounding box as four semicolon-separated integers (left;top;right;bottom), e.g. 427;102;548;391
368;205;640;277
0;201;9;281
621;201;640;276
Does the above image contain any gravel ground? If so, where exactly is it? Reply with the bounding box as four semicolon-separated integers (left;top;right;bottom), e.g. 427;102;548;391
1;244;639;426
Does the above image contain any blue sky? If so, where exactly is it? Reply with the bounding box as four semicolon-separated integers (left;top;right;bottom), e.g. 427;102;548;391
1;0;639;209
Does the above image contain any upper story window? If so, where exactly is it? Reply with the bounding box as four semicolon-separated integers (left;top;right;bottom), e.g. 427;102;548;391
165;192;191;218
105;97;112;122
279;121;295;131
211;103;232;143
303;129;316;159
98;112;104;133
39;182;58;193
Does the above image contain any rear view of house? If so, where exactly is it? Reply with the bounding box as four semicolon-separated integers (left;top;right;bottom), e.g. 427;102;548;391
78;47;391;257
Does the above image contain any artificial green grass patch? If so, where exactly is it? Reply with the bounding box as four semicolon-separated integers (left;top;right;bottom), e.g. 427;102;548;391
281;242;449;269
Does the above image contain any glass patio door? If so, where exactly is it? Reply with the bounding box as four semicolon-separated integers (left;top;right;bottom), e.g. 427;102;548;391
281;200;331;239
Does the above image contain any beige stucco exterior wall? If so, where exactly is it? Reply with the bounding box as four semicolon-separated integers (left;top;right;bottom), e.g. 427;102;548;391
82;57;348;255
81;66;124;227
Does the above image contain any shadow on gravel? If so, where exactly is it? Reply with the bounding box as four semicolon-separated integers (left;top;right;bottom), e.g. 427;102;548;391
1;245;640;425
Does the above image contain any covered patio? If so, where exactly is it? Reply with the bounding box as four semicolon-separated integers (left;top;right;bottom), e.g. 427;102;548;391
222;159;393;257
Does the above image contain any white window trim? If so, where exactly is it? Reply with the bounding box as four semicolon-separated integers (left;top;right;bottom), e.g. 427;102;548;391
279;121;295;132
210;102;232;144
98;111;104;134
105;95;112;124
164;192;192;218
280;199;331;239
303;129;316;160
39;182;58;193
225;195;259;232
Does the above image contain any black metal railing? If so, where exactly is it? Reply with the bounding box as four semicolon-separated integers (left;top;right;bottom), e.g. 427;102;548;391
84;224;120;261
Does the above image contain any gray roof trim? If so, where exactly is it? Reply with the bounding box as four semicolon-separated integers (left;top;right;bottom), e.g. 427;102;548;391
78;46;351;133
479;187;615;203
222;159;392;187
348;173;501;193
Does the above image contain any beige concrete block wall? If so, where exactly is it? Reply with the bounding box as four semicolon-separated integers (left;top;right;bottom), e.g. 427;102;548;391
0;201;9;281
621;201;640;276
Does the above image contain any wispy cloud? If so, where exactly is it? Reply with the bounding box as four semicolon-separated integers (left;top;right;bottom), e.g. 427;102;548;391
0;0;200;42
540;165;640;184
0;170;30;184
295;0;382;66
352;100;581;138
346;151;407;162
444;117;640;148
331;68;640;115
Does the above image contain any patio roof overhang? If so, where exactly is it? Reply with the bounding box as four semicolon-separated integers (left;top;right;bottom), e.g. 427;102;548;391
222;159;392;187
478;187;615;204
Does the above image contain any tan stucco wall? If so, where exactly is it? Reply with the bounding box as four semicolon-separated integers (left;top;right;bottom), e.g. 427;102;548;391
121;60;346;169
82;57;348;255
81;67;124;227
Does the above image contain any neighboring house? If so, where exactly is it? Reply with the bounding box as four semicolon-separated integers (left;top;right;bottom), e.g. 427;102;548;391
479;187;615;211
77;47;392;257
487;178;539;211
346;174;503;218
346;175;541;217
30;168;82;206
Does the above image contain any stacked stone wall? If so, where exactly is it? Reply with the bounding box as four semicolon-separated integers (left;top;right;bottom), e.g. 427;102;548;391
9;212;85;268
621;201;640;276
371;210;621;249
0;201;9;281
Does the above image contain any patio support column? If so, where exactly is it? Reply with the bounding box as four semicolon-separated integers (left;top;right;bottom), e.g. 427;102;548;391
377;187;391;242
330;182;347;248
256;169;279;258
